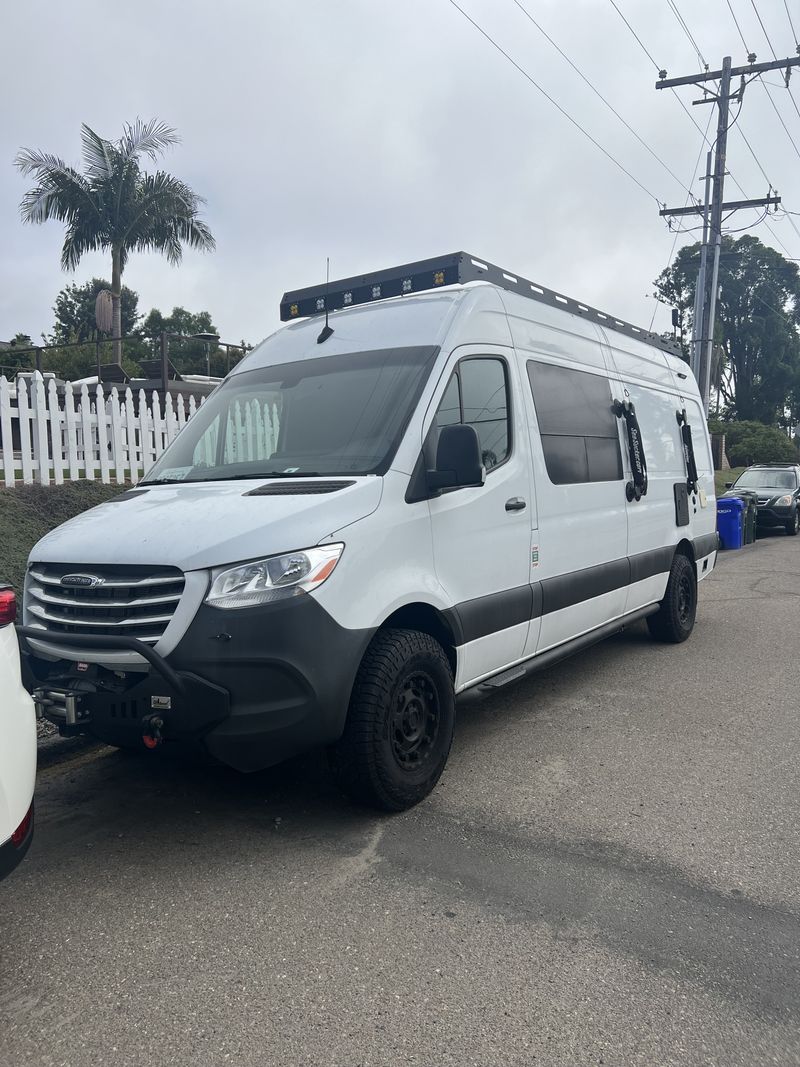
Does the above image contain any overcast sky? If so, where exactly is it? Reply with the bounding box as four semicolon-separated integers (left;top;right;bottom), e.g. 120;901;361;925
1;0;799;350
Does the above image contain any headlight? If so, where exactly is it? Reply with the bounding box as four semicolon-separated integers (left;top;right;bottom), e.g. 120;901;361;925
774;495;793;507
206;544;344;609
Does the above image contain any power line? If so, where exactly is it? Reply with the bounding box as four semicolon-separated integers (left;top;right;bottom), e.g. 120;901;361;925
606;0;792;261
716;2;800;256
748;0;800;125
607;0;715;145
784;0;798;46
724;0;751;54
446;0;664;206
648;108;715;329
664;0;707;68
509;0;699;200
760;83;800;160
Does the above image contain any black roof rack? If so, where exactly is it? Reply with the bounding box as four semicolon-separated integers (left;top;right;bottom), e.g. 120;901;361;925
280;251;681;356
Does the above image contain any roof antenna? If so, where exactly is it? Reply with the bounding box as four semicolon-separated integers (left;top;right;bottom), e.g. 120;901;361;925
317;257;334;344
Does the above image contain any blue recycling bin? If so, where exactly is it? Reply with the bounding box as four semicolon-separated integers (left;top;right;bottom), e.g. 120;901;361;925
717;497;745;550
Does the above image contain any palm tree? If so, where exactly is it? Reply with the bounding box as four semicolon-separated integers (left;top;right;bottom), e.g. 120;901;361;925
15;120;215;363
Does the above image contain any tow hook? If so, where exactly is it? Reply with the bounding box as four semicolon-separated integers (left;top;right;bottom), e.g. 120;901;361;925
142;715;165;750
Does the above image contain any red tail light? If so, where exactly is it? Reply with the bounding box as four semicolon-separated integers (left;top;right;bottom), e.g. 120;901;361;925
0;588;16;626
11;803;33;847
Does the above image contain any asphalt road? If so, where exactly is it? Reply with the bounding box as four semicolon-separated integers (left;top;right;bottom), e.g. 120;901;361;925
2;533;799;1067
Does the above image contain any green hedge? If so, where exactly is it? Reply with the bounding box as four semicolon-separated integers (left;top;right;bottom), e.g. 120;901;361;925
708;420;799;468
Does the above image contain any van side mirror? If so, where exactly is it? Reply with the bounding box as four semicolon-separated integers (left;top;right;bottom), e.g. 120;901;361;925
725;482;732;489
426;424;485;492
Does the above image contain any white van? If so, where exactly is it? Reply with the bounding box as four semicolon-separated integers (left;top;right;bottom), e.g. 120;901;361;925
1;585;36;878
20;253;717;810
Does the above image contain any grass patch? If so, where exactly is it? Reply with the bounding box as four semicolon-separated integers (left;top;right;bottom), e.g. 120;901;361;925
0;482;126;596
715;467;747;496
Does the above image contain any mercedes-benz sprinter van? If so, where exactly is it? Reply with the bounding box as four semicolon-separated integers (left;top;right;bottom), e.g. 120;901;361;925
21;253;717;810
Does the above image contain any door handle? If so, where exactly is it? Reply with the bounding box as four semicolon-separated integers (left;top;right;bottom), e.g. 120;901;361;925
505;497;526;512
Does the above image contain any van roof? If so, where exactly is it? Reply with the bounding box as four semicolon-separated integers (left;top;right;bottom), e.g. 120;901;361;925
280;251;681;358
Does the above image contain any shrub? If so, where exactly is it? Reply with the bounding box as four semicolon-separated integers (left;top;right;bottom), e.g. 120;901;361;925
712;420;799;467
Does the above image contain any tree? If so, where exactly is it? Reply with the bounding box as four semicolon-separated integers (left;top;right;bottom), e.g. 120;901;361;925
15;119;215;363
709;418;798;466
0;334;35;373
51;278;139;344
654;235;800;423
140;306;229;374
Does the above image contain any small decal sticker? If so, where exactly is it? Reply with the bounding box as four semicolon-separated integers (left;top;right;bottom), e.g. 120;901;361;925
531;545;540;568
151;696;172;711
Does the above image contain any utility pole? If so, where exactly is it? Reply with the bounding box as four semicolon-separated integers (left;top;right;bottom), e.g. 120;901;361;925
657;53;800;413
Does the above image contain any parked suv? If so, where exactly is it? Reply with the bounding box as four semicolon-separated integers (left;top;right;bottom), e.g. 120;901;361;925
0;585;36;878
725;463;800;536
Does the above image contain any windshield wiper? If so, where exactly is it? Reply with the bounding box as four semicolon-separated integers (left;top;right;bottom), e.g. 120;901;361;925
142;470;325;486
201;471;323;481
139;477;189;486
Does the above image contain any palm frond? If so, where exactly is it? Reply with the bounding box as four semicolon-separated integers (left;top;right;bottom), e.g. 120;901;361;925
118;119;180;164
15;151;102;227
80;124;116;179
121;171;215;255
61;216;106;271
15;147;86;184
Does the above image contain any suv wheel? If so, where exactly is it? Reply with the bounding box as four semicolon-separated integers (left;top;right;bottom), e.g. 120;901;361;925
330;628;455;811
785;509;799;536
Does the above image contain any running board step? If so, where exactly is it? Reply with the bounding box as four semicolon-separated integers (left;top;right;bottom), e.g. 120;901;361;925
460;604;659;703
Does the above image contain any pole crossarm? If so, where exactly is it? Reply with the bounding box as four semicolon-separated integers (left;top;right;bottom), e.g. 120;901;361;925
656;55;800;88
660;195;781;217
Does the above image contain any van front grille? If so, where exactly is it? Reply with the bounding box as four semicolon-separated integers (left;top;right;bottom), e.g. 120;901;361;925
26;563;184;647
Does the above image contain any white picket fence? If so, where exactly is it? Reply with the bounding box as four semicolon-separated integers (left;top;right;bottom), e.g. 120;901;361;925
0;372;201;488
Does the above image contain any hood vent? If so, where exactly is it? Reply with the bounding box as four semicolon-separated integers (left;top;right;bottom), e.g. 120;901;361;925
246;480;356;496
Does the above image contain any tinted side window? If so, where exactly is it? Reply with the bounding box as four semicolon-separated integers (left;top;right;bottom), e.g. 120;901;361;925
433;358;510;471
527;361;622;484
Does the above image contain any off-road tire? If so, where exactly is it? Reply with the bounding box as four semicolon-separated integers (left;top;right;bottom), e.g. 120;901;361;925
647;552;697;644
330;628;455;811
785;509;799;536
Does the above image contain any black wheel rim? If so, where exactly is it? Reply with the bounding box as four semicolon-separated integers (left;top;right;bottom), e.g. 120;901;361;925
677;570;695;627
390;672;440;772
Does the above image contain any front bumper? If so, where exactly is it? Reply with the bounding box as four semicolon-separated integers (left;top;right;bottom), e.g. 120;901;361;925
20;596;373;772
756;505;795;527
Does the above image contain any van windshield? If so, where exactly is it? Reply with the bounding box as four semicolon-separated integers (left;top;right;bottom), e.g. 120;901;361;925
141;346;437;483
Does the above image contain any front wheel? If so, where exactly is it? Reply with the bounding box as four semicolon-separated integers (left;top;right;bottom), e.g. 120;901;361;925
785;510;799;536
330;629;455;811
647;552;697;644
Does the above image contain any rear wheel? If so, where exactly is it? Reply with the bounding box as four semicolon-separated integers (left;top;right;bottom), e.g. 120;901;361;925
330;628;455;811
785;509;799;536
647;552;697;644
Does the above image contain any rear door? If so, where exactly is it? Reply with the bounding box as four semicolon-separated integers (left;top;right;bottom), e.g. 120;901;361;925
425;346;536;688
601;335;689;613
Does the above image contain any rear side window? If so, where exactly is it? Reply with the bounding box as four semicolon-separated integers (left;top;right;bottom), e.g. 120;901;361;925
527;361;622;484
434;358;510;471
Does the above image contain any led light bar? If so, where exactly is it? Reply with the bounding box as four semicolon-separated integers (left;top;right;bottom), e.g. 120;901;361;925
280;251;681;355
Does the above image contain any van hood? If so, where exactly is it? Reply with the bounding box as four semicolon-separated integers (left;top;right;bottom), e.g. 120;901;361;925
29;478;383;572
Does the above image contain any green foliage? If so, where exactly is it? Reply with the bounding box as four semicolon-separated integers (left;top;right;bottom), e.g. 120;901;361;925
15;120;214;273
711;420;799;468
655;235;800;423
0;334;36;374
51;279;139;344
15;120;215;360
139;306;247;376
